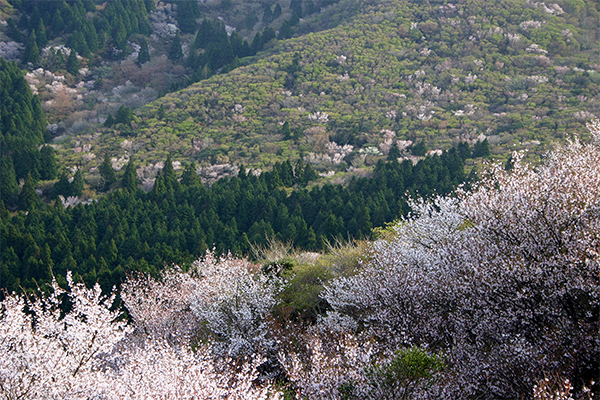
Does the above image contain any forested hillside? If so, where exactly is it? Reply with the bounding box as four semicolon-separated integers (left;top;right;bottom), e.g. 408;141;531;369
1;0;599;191
0;58;56;205
43;0;600;182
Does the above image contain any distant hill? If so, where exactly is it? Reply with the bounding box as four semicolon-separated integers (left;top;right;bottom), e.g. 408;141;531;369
2;0;599;187
83;0;600;179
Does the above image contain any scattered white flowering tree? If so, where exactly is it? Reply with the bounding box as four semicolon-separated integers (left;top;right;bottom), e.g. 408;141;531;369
3;118;600;398
121;268;201;346
188;252;283;360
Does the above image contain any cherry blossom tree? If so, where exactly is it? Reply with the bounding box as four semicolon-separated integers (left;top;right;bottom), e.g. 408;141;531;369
121;268;201;346
187;252;283;359
0;273;130;399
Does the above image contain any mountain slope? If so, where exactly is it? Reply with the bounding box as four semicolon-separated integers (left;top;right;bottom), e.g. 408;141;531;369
58;0;600;181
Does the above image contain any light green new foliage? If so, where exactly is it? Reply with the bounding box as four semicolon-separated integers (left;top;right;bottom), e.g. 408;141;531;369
365;346;444;400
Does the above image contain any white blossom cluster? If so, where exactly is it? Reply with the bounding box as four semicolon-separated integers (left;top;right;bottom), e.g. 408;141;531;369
519;20;543;30
527;75;549;84
414;81;441;98
506;32;522;44
232;103;246;114
304;142;353;166
527;0;564;15
338;72;350;82
335;55;347;65
0;41;24;61
278;331;374;399
526;44;548;54
308;111;329;123
378;129;396;154
573;110;596;121
188;252;282;358
464;73;478;84
42;44;72;57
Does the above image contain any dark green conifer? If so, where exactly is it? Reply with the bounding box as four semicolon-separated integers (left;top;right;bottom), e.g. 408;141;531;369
181;162;200;186
52;173;72;198
51;9;66;34
83;22;99;53
104;114;115;127
194;18;213;49
303;163;318;185
473;139;490;158
411;140;428;156
6;18;22;42
290;0;303;17
281;121;292;139
176;0;200;34
66;50;79;76
278;20;292;40
71;169;84;196
263;5;273;23
136;37;150;66
19;173;40;211
0;157;19;205
168;30;183;61
122;160;139;191
35;19;48;49
388;142;401;161
99;153;116;191
18;13;29;30
114;105;133;125
161;155;179;192
113;16;127;49
39;146;58;180
157;104;166;119
23;31;41;64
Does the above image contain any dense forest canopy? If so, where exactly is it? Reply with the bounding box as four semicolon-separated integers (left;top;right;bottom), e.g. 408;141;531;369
0;58;56;206
0;148;470;294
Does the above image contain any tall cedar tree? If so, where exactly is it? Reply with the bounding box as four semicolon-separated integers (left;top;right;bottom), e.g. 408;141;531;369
0;157;19;204
23;31;41;64
122;160;139;191
71;169;84;196
18;173;40;211
35;19;48;48
136;38;150;66
181;162;200;186
168;30;183;61
99;154;116;191
39;146;58;180
176;0;201;34
66;50;79;76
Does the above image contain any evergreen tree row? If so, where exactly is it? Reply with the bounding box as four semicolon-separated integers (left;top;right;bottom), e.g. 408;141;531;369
7;0;154;64
0;149;468;295
0;58;58;206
